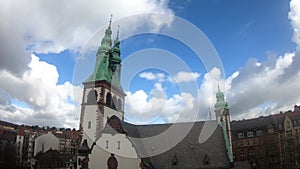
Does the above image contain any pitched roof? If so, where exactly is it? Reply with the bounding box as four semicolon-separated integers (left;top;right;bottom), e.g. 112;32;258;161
231;115;276;131
119;121;230;169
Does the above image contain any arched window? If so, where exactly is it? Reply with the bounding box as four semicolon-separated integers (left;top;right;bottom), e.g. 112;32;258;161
87;90;98;104
112;96;117;109
117;98;122;111
106;92;112;106
171;154;178;166
107;154;118;169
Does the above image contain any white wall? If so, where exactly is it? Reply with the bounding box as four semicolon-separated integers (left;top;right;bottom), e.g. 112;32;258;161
34;132;59;156
97;133;138;158
82;105;98;141
90;134;141;169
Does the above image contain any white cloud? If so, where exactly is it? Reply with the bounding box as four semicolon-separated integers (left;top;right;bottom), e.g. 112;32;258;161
169;71;200;83
227;52;300;119
126;69;217;124
0;0;174;128
0;0;174;75
289;0;300;48
139;72;165;83
0;54;82;128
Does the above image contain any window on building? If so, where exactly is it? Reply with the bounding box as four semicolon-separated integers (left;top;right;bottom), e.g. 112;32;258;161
112;95;117;109
105;140;109;149
256;130;262;136
249;150;255;156
279;124;283;130
247;131;254;137
117;98;122;111
117;141;120;149
287;121;291;129
87;89;98;104
172;155;179;166
88;121;91;129
240;141;244;147
241;150;245;157
238;132;244;138
106;92;112;106
268;128;274;134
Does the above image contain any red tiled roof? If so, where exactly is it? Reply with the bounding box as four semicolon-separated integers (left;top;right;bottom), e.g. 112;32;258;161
273;111;300;119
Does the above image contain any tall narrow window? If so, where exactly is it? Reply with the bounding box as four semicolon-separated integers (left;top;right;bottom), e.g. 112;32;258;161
88;121;91;129
171;155;178;166
117;141;121;149
106;92;112;106
241;149;245;157
112;96;117;109
287;121;291;129
117;98;122;111
106;140;109;149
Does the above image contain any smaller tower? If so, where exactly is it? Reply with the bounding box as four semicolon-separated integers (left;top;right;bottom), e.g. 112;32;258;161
214;86;233;165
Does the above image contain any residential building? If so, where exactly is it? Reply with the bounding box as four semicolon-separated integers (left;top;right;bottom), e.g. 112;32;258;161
231;105;300;169
274;105;300;168
34;149;75;169
231;115;280;169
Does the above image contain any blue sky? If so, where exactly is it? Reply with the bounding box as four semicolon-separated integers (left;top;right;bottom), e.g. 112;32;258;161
0;0;299;128
39;0;295;84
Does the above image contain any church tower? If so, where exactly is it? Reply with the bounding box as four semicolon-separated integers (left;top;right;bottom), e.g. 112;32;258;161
79;16;126;145
214;86;233;165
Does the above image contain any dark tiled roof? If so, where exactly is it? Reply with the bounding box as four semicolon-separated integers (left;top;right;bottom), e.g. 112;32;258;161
234;161;251;169
231;115;276;131
121;121;230;169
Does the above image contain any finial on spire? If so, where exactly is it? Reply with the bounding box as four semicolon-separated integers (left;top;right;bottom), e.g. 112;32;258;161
116;25;120;39
109;14;113;27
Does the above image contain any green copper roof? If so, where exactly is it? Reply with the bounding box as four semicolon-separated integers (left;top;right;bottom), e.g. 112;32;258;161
221;121;233;163
214;86;229;110
86;17;123;91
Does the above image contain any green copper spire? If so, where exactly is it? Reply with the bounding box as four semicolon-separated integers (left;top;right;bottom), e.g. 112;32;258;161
214;86;229;110
110;25;122;90
86;15;123;91
221;121;233;163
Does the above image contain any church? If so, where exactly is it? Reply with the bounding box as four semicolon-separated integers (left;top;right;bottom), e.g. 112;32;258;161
77;18;233;169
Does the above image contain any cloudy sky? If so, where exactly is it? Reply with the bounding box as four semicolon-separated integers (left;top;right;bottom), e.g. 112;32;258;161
0;0;299;128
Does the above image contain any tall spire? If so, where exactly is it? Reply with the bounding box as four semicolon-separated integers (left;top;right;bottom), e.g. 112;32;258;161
86;15;123;92
109;14;112;28
114;25;120;47
116;25;120;40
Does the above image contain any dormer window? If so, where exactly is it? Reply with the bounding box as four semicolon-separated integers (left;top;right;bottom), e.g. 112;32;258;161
247;131;254;137
256;130;262;136
268;128;274;134
203;154;210;165
238;132;244;138
171;155;178;166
